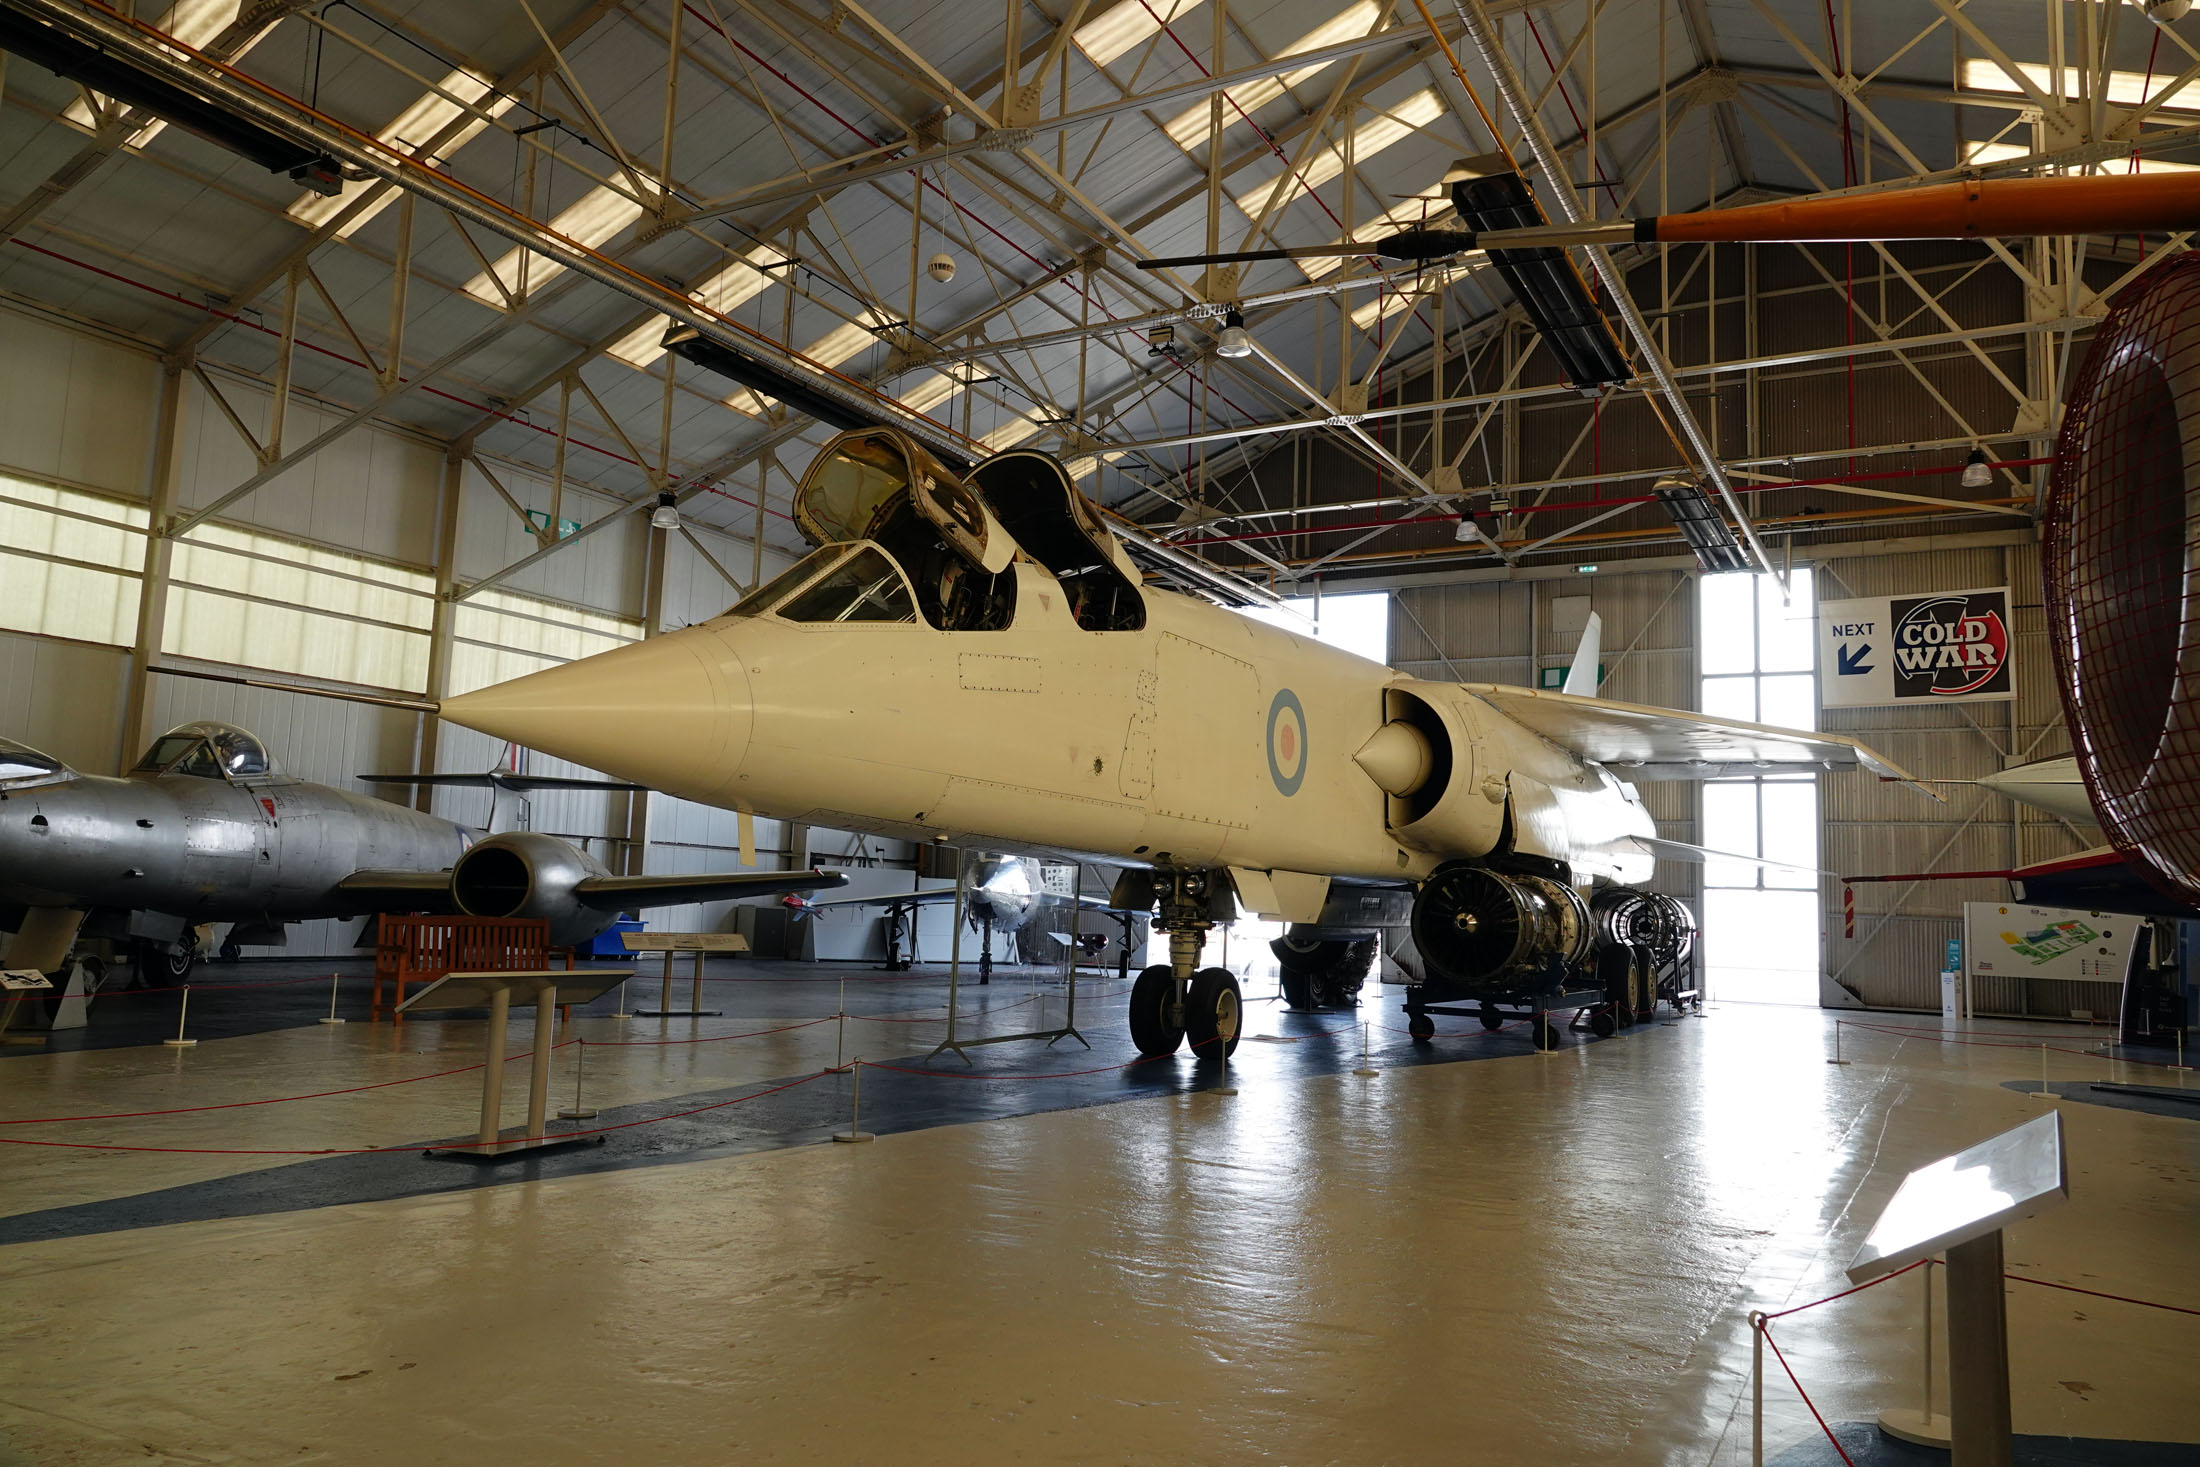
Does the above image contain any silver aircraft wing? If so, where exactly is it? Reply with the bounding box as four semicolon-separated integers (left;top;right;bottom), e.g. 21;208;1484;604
572;869;848;911
333;870;462;912
1462;684;1934;795
360;771;649;793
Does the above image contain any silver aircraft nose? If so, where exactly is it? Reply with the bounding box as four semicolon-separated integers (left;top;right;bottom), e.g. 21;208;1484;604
439;628;751;802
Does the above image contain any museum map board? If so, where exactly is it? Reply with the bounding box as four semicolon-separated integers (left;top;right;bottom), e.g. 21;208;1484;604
1963;902;2134;986
1819;587;2015;708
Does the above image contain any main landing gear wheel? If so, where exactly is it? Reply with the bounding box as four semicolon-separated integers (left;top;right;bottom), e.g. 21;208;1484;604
1128;965;1185;1057
1407;1012;1435;1041
1531;1013;1562;1051
1477;1003;1503;1032
1185;967;1242;1060
1271;935;1375;1010
1589;1010;1617;1038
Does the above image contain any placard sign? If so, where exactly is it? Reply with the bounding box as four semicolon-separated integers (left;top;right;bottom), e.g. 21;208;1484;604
1963;902;2133;984
1819;586;2015;707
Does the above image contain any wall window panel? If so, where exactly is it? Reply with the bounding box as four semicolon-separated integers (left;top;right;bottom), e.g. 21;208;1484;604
0;476;145;646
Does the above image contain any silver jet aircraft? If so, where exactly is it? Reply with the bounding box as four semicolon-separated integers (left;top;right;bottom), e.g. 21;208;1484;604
443;429;1917;1057
0;720;842;987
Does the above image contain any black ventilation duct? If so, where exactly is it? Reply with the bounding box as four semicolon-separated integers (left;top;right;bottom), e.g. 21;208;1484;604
0;8;339;189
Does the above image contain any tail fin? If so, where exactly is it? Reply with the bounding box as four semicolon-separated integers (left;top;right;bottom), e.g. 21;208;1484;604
1561;611;1602;696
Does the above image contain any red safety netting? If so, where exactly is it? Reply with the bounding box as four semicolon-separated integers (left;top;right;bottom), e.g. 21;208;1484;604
2044;251;2200;906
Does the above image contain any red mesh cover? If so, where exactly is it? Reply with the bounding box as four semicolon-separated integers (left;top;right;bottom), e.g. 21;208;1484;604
2044;254;2200;908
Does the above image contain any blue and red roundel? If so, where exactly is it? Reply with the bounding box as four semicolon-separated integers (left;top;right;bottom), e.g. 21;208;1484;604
1266;688;1307;796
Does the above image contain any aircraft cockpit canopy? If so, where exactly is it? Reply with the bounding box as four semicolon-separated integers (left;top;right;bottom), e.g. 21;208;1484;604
787;429;1145;634
0;736;71;790
131;722;281;782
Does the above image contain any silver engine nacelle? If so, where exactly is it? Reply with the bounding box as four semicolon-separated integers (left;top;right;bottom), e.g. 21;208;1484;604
449;831;612;949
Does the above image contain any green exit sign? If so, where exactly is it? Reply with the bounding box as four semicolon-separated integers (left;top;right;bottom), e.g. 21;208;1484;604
1540;663;1605;689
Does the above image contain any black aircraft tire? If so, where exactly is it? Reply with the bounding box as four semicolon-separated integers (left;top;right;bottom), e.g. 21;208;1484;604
1188;967;1240;1060
165;937;196;982
1273;936;1376;1009
1532;1014;1562;1050
1477;1004;1504;1031
1185;967;1243;1061
1128;965;1185;1057
1407;1011;1435;1040
1590;1010;1617;1038
1279;968;1317;1011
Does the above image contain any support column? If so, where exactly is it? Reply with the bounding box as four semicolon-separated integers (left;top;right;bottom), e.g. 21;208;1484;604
120;360;187;769
413;452;466;811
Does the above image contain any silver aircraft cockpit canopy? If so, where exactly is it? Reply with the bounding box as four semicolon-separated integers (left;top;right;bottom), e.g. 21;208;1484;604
131;722;282;782
0;736;73;791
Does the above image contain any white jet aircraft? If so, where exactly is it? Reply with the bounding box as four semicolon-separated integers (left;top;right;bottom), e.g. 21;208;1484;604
443;429;1918;1057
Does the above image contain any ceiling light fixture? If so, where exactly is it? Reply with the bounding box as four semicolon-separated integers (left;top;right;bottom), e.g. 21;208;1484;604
650;491;681;531
1215;308;1253;358
1961;448;1993;489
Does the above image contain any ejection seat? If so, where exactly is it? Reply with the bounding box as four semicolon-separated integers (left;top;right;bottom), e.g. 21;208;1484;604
969;452;1146;631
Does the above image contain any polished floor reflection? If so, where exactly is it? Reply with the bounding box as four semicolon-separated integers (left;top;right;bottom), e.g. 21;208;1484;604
1;981;2193;1465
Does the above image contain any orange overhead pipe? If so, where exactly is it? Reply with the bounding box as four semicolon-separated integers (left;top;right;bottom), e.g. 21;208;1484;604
1643;173;2200;244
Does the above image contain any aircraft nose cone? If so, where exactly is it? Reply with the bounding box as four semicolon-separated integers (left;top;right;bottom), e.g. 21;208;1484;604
440;628;750;801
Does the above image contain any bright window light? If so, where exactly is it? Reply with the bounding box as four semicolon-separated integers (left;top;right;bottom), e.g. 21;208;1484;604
1962;139;2198;174
1075;0;1205;68
1162;1;1384;149
897;372;959;414
463;186;647;306
291;67;517;234
1962;56;2200;112
65;0;275;149
1231;89;1444;222
1239;590;1389;665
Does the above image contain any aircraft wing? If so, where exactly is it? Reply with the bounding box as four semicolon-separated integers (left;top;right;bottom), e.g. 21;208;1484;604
360;771;648;793
1599;833;1830;877
572;869;847;911
333;870;462;911
1463;684;1930;792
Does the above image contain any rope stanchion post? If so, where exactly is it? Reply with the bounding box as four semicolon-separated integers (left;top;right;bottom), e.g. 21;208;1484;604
611;976;632;1020
163;984;197;1048
1749;1310;1765;1467
1829;1019;1849;1066
832;1058;873;1143
2034;1041;2053;1100
832;978;849;1072
319;973;344;1025
1353;1020;1379;1077
558;1037;596;1120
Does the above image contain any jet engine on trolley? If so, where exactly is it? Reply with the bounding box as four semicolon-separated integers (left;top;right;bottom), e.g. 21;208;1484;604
1408;863;1594;994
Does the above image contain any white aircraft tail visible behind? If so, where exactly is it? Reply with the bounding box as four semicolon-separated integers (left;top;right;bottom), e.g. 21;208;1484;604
1562;611;1602;697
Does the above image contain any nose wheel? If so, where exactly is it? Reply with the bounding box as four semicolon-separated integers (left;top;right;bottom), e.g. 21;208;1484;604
1128;965;1184;1056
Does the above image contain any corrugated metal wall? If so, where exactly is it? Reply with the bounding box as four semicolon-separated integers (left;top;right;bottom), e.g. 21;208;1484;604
1394;542;2080;1015
0;303;873;959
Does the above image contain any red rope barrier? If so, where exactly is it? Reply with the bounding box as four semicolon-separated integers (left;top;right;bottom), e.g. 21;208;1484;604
1759;1323;1859;1467
1763;1258;1928;1321
1836;1018;2189;1071
2005;1273;2200;1317
581;1017;836;1048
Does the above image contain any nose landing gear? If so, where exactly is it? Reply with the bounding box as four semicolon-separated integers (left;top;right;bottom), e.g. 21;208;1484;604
1126;869;1241;1061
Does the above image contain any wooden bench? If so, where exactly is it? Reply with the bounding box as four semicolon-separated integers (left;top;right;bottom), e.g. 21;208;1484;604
622;931;749;1018
373;915;567;1022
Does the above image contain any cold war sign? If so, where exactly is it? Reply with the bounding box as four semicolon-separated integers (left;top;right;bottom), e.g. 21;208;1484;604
1817;586;2015;708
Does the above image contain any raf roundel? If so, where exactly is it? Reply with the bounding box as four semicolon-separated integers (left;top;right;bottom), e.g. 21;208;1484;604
1266;688;1308;797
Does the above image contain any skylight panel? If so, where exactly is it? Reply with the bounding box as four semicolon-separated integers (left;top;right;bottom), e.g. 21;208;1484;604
1075;0;1206;68
1963;138;2198;173
1230;89;1444;224
290;67;516;235
463;186;647;306
64;0;275;149
1961;57;2200;112
1161;1;1383;150
602;245;792;371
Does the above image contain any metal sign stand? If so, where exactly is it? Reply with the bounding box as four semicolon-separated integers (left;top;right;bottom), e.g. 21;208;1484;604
929;851;1087;1064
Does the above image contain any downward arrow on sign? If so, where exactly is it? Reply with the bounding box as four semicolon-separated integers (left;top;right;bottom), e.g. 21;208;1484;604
1837;643;1875;677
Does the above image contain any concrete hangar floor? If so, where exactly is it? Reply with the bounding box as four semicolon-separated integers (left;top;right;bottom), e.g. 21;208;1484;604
0;959;2194;1466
